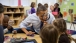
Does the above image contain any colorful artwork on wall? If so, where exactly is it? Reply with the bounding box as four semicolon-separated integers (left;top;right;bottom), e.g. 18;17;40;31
63;12;67;17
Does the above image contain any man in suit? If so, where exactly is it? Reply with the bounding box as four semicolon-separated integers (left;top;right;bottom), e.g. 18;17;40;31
19;5;55;35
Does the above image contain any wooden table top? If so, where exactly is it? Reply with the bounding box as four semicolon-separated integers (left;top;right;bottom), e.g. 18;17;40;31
4;33;42;43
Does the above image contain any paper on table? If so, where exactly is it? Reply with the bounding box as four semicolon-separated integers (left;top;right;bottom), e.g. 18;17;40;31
71;34;76;39
71;41;75;43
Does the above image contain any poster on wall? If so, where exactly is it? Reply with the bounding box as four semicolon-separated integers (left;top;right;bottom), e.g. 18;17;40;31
71;2;74;6
64;1;67;5
63;8;66;11
66;6;69;9
67;0;69;1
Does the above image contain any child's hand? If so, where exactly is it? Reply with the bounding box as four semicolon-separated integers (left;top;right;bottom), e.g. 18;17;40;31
12;30;17;34
7;25;12;29
43;21;48;25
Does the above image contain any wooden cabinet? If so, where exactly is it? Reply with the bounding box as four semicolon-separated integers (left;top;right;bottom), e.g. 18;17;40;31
4;6;24;28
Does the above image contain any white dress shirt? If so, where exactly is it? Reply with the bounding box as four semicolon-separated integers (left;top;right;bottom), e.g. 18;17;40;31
19;13;55;33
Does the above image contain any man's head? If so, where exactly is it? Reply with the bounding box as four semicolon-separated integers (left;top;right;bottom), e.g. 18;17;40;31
36;5;48;21
0;3;4;25
3;15;9;27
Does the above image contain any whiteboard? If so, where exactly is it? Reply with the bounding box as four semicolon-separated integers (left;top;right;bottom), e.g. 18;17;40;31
21;0;31;6
0;0;31;6
9;0;18;6
0;0;10;6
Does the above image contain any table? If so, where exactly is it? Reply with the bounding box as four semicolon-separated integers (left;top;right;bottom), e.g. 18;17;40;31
4;33;42;43
71;34;76;43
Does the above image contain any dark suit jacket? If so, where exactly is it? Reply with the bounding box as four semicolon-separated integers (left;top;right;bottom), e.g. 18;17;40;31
0;25;4;43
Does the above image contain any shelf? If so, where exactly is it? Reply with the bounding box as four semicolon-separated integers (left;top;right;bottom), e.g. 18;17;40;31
4;6;24;28
4;12;14;14
14;12;24;14
4;6;24;8
4;12;24;14
13;26;19;28
13;14;24;19
4;14;13;19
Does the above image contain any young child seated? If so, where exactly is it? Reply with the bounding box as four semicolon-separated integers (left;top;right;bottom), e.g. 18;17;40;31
53;18;70;43
40;24;59;43
3;15;15;33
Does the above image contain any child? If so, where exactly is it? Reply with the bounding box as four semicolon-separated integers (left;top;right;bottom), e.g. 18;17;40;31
30;2;36;14
40;24;59;43
53;3;63;18
3;15;14;33
53;18;70;43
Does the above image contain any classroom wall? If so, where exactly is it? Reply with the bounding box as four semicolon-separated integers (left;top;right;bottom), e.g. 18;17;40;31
60;0;76;21
0;0;37;15
24;0;37;15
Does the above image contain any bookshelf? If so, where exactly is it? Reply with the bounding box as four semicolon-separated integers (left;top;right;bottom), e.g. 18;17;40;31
4;6;24;28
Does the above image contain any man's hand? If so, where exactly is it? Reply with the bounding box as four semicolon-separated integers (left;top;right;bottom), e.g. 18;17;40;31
26;31;35;36
21;28;35;36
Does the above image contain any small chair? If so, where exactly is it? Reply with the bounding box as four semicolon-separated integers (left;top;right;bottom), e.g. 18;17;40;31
70;17;76;30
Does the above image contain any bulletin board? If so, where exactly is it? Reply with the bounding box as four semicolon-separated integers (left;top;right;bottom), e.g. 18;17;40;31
59;0;76;21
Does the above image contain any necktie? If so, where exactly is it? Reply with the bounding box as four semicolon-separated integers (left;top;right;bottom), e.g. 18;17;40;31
40;21;43;29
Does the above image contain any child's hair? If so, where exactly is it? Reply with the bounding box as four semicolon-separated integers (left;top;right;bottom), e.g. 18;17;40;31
53;18;67;33
44;3;48;8
55;3;59;6
38;3;42;7
0;3;4;14
40;24;59;43
30;2;35;8
3;15;9;26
